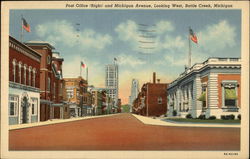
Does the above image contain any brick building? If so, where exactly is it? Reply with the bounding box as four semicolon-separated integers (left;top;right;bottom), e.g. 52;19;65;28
51;52;69;119
63;77;88;117
9;36;41;125
88;87;115;115
167;57;241;119
25;41;68;121
133;73;168;117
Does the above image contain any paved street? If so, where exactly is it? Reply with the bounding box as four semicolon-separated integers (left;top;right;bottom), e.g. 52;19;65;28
9;113;240;150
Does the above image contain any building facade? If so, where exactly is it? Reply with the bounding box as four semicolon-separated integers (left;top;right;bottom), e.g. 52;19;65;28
167;57;241;119
25;41;69;121
51;52;70;119
129;79;139;112
25;41;55;121
63;77;88;117
9;36;41;125
89;87;115;115
105;63;119;106
133;73;168;117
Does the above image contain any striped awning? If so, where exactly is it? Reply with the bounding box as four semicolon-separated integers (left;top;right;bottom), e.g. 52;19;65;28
198;92;206;101
225;88;237;100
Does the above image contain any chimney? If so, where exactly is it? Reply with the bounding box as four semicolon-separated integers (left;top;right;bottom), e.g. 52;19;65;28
153;72;156;84
157;79;160;83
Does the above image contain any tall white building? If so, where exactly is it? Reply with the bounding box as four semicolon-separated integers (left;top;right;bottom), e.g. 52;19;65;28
105;63;119;105
129;79;139;112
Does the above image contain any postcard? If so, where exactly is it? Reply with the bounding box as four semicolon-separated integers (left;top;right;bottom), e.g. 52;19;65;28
1;1;249;159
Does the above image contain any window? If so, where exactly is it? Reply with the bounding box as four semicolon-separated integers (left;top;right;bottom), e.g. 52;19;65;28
9;95;18;116
53;82;56;99
23;65;27;85
31;98;38;115
224;87;237;107
60;83;63;95
158;97;162;104
29;66;32;86
47;55;51;64
18;62;22;83
47;77;50;91
66;88;74;99
12;60;16;82
221;81;238;110
32;68;36;87
198;85;207;109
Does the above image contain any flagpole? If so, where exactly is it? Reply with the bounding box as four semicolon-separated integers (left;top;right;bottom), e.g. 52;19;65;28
21;15;23;43
188;27;191;68
86;67;88;84
80;62;82;77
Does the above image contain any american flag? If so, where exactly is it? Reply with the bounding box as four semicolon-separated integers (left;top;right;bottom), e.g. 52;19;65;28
22;18;30;32
81;61;86;68
189;28;198;44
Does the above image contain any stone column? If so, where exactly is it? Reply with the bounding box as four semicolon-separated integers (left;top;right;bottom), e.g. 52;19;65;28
188;85;192;113
207;73;220;118
193;74;202;118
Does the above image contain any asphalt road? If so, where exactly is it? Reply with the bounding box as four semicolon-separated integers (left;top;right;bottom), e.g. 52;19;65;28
9;113;240;150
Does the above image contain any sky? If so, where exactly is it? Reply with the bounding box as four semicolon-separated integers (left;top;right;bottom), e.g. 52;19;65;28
9;9;241;104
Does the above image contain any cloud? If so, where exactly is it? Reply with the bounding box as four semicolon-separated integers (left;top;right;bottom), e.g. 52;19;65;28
62;55;105;87
197;20;236;53
161;35;186;51
115;20;176;53
164;54;187;66
163;50;207;67
115;20;139;49
35;20;112;51
155;20;175;34
117;54;146;67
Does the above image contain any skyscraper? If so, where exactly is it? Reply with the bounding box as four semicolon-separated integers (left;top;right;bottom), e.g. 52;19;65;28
129;79;139;112
105;62;119;106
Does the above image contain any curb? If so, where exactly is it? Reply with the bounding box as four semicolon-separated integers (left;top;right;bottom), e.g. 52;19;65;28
132;114;241;128
9;113;120;130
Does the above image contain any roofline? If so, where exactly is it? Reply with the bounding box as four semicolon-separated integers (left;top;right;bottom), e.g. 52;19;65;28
168;57;241;89
9;36;42;58
24;41;55;50
52;57;64;61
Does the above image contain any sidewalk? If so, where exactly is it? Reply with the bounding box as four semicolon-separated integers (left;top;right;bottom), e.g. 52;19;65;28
132;114;240;128
9;113;119;130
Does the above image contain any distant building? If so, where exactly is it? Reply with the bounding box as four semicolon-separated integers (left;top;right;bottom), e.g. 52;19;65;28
133;72;168;117
63;77;88;117
129;79;139;112
88;87;115;115
9;36;41;125
167;57;241;119
105;62;119;105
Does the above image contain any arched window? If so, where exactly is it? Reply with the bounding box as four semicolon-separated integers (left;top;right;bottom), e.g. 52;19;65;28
32;68;36;87
18;61;22;84
29;66;32;86
47;77;50;91
12;59;16;82
53;82;56;99
23;64;27;85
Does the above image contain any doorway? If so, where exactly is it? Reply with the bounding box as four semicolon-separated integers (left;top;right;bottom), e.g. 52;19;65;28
22;97;28;123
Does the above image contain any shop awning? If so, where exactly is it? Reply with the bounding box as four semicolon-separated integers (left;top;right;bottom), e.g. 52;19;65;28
40;99;52;104
52;103;64;107
198;92;206;101
225;88;237;100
